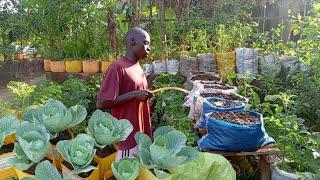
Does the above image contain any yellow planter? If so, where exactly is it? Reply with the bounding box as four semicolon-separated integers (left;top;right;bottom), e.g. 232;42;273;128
34;54;42;61
94;152;117;180
65;60;82;73
215;51;236;80
137;166;172;180
50;60;66;73
14;53;24;61
0;54;4;61
0;168;34;179
101;61;111;73
4;134;16;145
23;55;30;61
82;60;101;73
44;59;52;72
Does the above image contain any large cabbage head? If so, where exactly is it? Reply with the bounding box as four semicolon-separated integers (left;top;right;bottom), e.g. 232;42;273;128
87;109;133;148
24;99;87;138
8;121;50;171
134;126;199;178
111;158;140;180
0;115;20;148
56;133;96;174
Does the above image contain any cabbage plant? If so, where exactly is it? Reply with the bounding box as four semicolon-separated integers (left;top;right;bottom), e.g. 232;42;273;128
135;126;199;178
24;99;87;138
111;157;140;180
0;115;20;148
22;160;75;180
56;134;96;174
8;121;50;171
87;109;133;148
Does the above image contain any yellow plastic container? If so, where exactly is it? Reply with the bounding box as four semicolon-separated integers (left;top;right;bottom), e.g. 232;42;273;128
65;60;82;73
50;60;66;73
82;60;101;73
137;166;173;180
94;152;117;180
215;51;236;80
101;61;111;73
14;53;24;61
44;59;52;72
0;167;34;179
4;134;16;145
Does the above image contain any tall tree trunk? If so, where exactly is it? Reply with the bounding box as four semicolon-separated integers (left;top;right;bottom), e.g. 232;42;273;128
108;11;120;57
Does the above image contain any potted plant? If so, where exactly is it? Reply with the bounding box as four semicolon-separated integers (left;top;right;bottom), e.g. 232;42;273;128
14;47;25;61
215;24;236;80
65;58;82;73
87;109;133;179
0;115;20;155
100;53;115;73
8;121;51;175
0;53;4;61
56;133;97;178
134;126;199;179
63;40;82;73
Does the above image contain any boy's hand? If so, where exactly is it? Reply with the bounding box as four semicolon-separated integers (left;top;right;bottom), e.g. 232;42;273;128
133;90;153;101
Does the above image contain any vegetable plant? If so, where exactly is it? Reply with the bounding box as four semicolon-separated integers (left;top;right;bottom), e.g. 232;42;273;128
111;157;140;180
0;115;20;148
23;160;75;180
87;109;133;148
56;134;96;174
134;126;199;178
8;122;50;171
24;99;87;138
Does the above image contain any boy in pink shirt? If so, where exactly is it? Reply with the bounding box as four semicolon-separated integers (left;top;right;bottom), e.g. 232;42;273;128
97;27;153;160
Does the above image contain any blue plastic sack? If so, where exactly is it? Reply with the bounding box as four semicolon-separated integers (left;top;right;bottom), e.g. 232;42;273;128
197;97;245;129
198;111;275;152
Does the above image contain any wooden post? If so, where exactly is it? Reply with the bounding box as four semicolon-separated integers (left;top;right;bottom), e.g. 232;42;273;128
260;155;271;180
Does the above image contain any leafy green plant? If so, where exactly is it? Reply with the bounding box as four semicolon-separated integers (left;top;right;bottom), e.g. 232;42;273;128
23;160;75;180
87;75;103;113
215;24;234;52
0;99;17;118
184;29;210;56
56;133;96;174
30;80;63;105
7;81;35;109
111;157;140;180
61;78;91;108
160;116;198;147
24;99;87;138
263;93;320;175
87;109;133;148
134;126;199;178
152;73;184;89
8;122;50;171
0;115;20;148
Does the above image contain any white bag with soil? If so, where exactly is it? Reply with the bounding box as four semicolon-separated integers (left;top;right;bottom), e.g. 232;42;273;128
279;56;299;76
197;53;217;72
236;48;259;76
179;56;199;78
143;63;154;76
166;59;179;75
259;54;281;78
152;60;166;74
